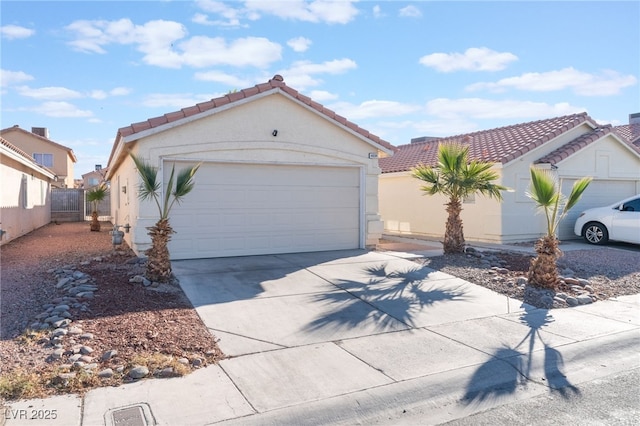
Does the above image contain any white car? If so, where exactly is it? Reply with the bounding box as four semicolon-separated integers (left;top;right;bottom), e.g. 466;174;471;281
574;194;640;245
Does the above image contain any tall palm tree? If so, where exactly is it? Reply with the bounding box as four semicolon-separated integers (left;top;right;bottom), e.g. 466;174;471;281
526;167;591;290
86;184;108;232
412;142;509;254
130;154;201;283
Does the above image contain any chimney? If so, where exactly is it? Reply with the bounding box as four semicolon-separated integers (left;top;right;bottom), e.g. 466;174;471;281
629;113;640;125
95;164;102;171
31;127;49;138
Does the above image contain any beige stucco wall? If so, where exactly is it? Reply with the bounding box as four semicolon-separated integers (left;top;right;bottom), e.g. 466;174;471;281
110;92;385;256
1;129;75;188
0;154;52;245
379;170;506;243
379;124;640;244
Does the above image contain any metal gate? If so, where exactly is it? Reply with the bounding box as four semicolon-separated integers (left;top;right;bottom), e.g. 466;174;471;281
51;188;84;222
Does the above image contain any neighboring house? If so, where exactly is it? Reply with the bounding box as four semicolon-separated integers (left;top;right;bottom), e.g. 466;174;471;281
614;112;640;148
379;113;640;243
0;125;77;188
81;165;108;189
0;136;56;245
106;75;395;260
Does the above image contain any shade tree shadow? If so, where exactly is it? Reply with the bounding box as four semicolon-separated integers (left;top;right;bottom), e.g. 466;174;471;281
463;304;580;405
305;263;467;332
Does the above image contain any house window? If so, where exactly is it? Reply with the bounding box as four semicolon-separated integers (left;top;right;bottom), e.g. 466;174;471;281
33;153;53;167
463;193;476;204
88;177;100;186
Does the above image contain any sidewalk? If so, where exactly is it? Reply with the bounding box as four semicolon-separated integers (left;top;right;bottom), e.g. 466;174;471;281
3;244;639;426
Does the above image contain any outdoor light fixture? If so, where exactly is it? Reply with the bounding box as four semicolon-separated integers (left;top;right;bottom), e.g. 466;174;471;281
272;129;278;137
122;186;127;193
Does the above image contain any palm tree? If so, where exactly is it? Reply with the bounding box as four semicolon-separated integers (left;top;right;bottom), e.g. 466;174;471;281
412;142;509;254
526;167;591;290
86;184;108;232
130;154;201;283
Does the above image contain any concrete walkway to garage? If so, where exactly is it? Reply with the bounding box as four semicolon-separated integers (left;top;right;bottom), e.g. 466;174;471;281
4;244;639;426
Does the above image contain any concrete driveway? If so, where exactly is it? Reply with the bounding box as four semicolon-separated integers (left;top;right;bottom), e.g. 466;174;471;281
172;249;523;358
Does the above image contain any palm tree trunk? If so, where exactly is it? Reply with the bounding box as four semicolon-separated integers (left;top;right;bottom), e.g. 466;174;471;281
90;211;100;232
145;218;174;283
444;198;465;254
528;235;561;290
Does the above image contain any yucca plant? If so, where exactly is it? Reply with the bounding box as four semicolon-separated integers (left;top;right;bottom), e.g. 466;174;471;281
526;167;592;290
130;154;201;283
412;142;509;254
86;184;108;232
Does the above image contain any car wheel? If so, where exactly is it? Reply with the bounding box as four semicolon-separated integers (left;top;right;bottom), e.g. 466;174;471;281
583;222;609;245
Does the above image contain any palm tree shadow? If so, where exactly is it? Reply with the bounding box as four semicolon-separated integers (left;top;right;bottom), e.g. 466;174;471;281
463;304;580;405
305;263;467;332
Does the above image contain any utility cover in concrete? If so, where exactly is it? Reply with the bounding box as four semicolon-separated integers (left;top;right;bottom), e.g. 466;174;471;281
107;403;154;426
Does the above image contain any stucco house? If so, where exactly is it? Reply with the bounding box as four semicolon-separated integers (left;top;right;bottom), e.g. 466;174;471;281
106;75;395;260
81;165;108;189
0;126;77;188
379;113;640;243
0;136;56;245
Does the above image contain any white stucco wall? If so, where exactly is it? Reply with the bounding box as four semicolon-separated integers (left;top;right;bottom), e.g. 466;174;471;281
110;92;385;256
1;159;52;245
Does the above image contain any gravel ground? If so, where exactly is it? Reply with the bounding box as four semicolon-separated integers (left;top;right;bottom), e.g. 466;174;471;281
417;246;640;303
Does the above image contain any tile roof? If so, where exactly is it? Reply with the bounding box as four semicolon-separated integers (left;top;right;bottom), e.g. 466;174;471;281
117;74;396;153
614;123;640;146
379;113;599;173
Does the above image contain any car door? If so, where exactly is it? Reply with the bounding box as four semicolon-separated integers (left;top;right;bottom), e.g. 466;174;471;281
610;197;640;244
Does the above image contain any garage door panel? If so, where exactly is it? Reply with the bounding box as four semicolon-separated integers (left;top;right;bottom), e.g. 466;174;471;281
168;163;361;259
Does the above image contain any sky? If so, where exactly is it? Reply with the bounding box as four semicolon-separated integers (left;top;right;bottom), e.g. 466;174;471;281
1;1;639;178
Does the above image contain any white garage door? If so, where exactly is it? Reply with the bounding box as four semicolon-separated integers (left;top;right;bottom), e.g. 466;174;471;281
168;162;361;259
559;179;639;239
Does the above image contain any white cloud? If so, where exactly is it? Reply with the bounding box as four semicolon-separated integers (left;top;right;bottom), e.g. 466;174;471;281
279;58;357;89
30;101;93;118
419;47;518;72
330;99;421;120
467;67;638;96
1;69;34;87
110;87;132;96
194;70;253;87
309;90;338;101
399;5;422;18
373;5;383;18
288;36;312;52
65;18;282;69
192;12;243;27
244;0;359;24
425;98;584;120
17;86;83;100
1;24;35;39
142;93;214;109
180;36;282;68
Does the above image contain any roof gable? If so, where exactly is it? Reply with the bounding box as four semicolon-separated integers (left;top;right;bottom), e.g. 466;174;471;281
379;113;599;173
0;125;78;162
115;75;395;153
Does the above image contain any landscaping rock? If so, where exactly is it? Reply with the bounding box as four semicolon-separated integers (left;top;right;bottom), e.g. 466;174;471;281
129;366;149;379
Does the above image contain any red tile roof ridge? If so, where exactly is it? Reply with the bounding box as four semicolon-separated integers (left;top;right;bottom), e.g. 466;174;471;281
379;112;601;174
117;74;395;152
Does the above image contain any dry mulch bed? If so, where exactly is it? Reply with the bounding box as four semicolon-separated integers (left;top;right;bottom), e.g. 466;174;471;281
1;222;223;400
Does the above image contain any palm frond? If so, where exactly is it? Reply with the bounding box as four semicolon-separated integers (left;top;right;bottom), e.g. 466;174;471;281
130;154;161;203
564;177;593;213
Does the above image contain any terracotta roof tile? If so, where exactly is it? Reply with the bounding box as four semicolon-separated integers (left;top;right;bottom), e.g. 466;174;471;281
379;113;595;173
614;123;640;145
116;75;395;152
